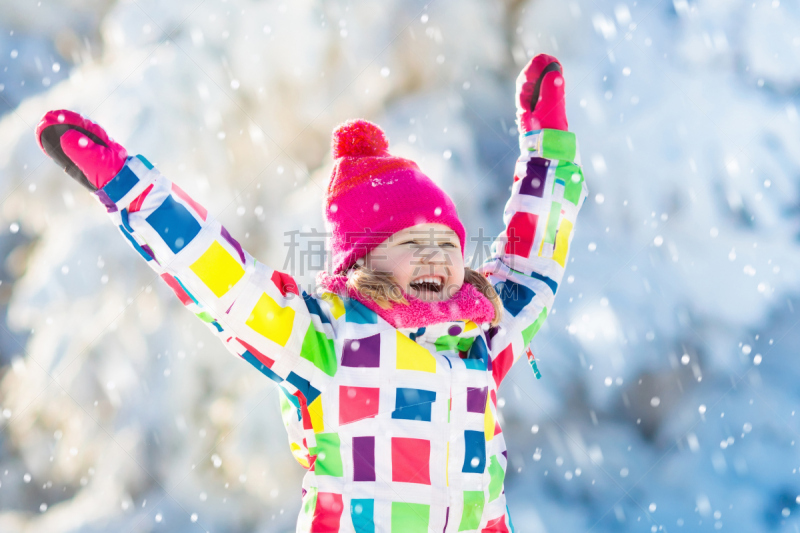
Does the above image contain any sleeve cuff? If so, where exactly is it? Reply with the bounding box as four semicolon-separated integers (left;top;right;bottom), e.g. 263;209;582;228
519;129;578;164
95;154;158;212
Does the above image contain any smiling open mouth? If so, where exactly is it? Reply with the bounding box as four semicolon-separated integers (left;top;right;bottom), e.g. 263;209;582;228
409;276;444;293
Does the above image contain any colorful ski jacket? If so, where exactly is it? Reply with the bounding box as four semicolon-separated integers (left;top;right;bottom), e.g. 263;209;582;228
94;127;587;532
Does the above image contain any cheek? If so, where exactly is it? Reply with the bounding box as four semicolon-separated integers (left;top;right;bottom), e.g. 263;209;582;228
379;249;417;281
447;250;464;269
449;253;466;282
399;251;422;279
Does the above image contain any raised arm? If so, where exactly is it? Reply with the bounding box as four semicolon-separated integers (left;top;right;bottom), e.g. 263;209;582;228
36;111;339;420
479;55;589;386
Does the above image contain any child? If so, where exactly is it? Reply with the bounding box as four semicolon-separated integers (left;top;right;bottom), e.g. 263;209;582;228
36;54;587;533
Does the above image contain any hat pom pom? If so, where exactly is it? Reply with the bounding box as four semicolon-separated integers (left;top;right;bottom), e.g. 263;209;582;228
332;119;389;159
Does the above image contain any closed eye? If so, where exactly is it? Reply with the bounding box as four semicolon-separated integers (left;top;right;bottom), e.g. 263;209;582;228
400;240;456;248
398;240;457;248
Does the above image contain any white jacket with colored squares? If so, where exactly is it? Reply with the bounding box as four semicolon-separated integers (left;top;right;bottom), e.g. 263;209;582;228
94;127;587;533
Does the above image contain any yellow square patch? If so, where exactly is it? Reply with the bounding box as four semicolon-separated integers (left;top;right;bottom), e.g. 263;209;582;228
290;442;310;468
246;292;295;347
552;218;573;268
308;396;324;433
189;240;245;297
396;331;436;373
319;292;345;319
484;393;495;442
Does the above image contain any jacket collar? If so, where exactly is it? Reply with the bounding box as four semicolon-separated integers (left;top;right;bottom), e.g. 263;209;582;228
315;271;496;331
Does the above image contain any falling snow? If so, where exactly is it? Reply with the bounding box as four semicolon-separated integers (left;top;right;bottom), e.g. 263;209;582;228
0;0;798;532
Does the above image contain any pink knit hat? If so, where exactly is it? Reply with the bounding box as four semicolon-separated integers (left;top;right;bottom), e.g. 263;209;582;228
324;119;466;274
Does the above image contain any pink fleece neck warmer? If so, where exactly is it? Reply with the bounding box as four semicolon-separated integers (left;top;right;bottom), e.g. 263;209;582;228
316;271;496;329
324;119;466;274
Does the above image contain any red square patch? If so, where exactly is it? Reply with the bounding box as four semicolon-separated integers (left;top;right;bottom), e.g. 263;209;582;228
339;386;380;425
310;492;343;531
482;515;510;533
504;212;538;258
391;437;431;485
491;343;514;387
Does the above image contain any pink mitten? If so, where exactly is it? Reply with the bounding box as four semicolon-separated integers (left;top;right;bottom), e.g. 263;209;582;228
516;54;569;133
36;110;128;190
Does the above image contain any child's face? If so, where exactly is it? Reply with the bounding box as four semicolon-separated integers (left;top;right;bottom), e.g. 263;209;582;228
362;223;465;301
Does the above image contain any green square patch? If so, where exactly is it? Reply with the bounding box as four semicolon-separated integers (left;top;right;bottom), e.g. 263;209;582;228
459;490;485;531
434;335;476;352
196;311;215;323
310;433;343;477
521;307;548;347
300;324;337;376
391;502;429;533
541;129;577;162
488;456;505;502
302;486;317;519
555;161;584;206
543;201;562;245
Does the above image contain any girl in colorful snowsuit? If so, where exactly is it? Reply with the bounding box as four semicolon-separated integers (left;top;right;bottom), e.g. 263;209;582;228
36;54;587;532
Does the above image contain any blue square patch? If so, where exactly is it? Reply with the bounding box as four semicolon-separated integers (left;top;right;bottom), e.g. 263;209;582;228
462;430;486;473
145;195;201;254
241;350;283;385
392;388;436;422
103;164;139;203
286;371;321;405
344;298;378;324
493;280;535;317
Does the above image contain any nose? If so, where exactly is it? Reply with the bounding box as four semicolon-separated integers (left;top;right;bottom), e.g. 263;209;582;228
419;247;443;264
419;245;457;270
